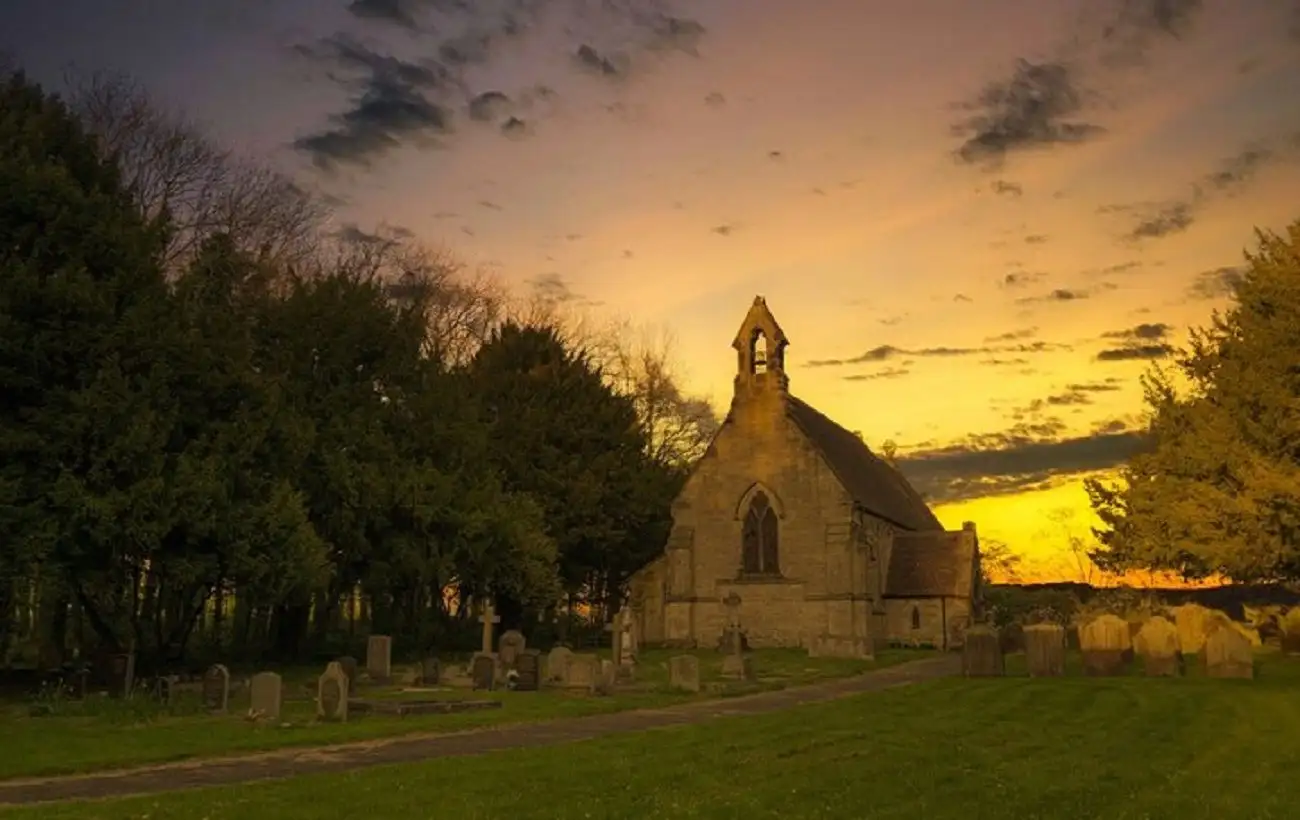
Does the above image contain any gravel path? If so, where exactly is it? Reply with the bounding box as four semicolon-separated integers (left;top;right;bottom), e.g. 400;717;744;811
0;654;960;806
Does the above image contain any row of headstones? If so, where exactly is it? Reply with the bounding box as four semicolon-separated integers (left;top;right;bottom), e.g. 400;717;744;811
963;614;1255;678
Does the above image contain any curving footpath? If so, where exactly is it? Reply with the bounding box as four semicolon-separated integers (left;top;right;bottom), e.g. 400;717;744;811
0;654;960;806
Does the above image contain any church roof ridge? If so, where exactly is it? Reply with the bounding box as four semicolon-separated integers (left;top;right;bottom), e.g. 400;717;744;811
784;395;941;532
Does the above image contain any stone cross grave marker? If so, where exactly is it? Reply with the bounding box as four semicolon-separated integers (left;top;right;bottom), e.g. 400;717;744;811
366;635;392;683
1079;614;1132;676
1204;626;1253;679
478;602;501;655
1134;616;1181;677
669;655;700;692
203;663;230;713
317;661;349;722
250;671;283;721
1023;624;1066;677
962;625;1004;677
546;646;574;684
720;591;744;655
498;629;527;671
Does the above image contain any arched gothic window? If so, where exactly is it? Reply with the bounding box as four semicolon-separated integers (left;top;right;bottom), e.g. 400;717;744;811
741;491;779;574
911;606;921;630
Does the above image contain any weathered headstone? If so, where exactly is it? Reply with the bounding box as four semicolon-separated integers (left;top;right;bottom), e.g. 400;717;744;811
515;650;542;691
566;653;599;690
546;646;574;683
336;656;359;690
366;635;392;683
669;655;700;692
594;659;617;695
1203;625;1254;679
419;656;441;686
1279;609;1300;654
202;664;230;713
317;662;349;722
498;629;527;671
250;671;283;720
1134;616;1181;677
720;652;753;680
962;625;1004;677
1170;603;1215;655
1078;614;1132;676
1023;624;1066;677
718;591;745;654
471;653;496;690
478;602;501;655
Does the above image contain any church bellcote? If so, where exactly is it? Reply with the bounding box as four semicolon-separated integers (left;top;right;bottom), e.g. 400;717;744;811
732;296;789;399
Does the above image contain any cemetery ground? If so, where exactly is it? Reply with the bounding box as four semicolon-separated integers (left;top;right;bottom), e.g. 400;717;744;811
4;649;1298;820
0;648;925;781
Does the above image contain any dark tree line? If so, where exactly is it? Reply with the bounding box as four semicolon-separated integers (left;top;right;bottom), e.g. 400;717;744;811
0;69;715;670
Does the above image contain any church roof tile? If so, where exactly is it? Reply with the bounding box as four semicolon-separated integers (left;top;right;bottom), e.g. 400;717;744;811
884;530;977;598
785;396;942;532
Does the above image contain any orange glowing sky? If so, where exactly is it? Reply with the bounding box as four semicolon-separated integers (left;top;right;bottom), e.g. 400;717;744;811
5;0;1299;580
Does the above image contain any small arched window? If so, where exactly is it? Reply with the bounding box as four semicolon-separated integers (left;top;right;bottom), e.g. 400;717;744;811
741;491;779;574
911;606;921;630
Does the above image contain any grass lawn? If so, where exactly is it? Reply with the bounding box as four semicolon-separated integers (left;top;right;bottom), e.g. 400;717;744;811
0;648;923;780
11;651;1300;820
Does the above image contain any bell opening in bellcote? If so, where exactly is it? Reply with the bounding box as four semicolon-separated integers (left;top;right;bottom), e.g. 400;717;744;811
752;330;769;375
731;296;790;398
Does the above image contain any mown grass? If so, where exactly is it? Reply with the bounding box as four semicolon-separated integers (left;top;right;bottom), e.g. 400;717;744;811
12;650;1300;820
0;648;923;780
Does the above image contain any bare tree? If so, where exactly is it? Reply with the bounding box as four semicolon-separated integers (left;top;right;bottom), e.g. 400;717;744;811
64;70;328;272
335;225;507;365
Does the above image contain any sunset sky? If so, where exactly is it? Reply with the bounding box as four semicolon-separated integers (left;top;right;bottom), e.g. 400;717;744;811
4;0;1299;581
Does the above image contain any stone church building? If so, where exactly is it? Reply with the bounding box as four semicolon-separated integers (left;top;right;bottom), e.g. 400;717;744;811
629;297;980;656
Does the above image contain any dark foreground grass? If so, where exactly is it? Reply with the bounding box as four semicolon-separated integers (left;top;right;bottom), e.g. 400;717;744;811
0;649;920;780
11;653;1300;820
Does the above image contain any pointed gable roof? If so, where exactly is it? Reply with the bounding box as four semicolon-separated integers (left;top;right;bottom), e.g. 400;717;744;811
884;531;977;598
785;396;942;532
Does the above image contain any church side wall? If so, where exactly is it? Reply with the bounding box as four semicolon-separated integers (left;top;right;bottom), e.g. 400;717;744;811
666;393;859;650
884;597;973;650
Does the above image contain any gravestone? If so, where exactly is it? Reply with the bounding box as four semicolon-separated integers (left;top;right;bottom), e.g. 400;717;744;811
478;602;501;655
1170;603;1215;655
1203;625;1253;679
546;646;574;683
566;653;599;690
202;663;230;713
669;655;700;692
515;650;542;691
1134;616;1181;677
604;609;637;682
498;630;527;671
250;671;283;720
471;653;496;690
718;591;745;655
1079;614;1132;676
419;656;441;686
366;635;392;683
594;659;616;695
153;675;177;706
962;626;1004;677
317;661;349;722
1023;624;1066;677
1280;609;1300;654
336;656;358;690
